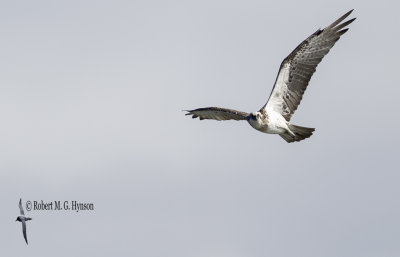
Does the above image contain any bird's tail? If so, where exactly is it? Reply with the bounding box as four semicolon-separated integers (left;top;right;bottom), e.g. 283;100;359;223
280;124;315;143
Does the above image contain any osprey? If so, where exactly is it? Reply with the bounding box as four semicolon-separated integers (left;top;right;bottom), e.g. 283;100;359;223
185;10;355;143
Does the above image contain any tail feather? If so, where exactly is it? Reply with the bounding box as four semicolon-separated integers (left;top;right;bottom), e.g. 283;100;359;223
280;124;315;143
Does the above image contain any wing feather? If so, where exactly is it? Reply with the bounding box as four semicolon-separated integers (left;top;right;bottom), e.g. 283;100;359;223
22;220;28;244
185;107;248;121
262;10;355;121
19;198;24;216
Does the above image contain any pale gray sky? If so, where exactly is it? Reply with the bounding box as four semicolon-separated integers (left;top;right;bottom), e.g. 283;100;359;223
1;1;399;257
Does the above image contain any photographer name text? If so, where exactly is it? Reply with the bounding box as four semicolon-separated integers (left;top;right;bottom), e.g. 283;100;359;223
26;200;94;212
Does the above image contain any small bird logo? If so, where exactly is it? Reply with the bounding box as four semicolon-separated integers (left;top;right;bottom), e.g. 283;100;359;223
15;198;32;245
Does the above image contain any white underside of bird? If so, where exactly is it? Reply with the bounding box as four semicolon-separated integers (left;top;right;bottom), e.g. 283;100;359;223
247;109;289;134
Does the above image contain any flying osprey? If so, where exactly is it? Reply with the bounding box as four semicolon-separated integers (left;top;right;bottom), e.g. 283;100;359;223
185;10;355;143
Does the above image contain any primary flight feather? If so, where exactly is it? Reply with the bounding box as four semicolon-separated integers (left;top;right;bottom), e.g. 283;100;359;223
185;10;356;143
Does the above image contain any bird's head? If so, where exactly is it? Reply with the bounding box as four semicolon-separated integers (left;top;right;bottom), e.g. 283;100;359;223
248;112;261;121
247;111;263;128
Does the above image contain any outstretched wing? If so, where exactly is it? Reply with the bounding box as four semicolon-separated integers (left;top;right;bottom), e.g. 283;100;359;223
185;107;249;121
19;198;24;216
262;10;356;121
22;220;28;244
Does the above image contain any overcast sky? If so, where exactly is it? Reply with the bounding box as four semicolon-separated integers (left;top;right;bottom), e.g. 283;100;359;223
1;1;399;257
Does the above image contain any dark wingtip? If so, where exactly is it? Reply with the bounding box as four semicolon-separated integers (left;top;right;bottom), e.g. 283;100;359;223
327;9;356;29
337;28;349;36
183;110;193;116
344;9;354;17
184;109;203;120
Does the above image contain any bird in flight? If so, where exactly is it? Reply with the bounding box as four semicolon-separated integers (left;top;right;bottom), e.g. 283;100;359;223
185;10;355;143
15;198;32;245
